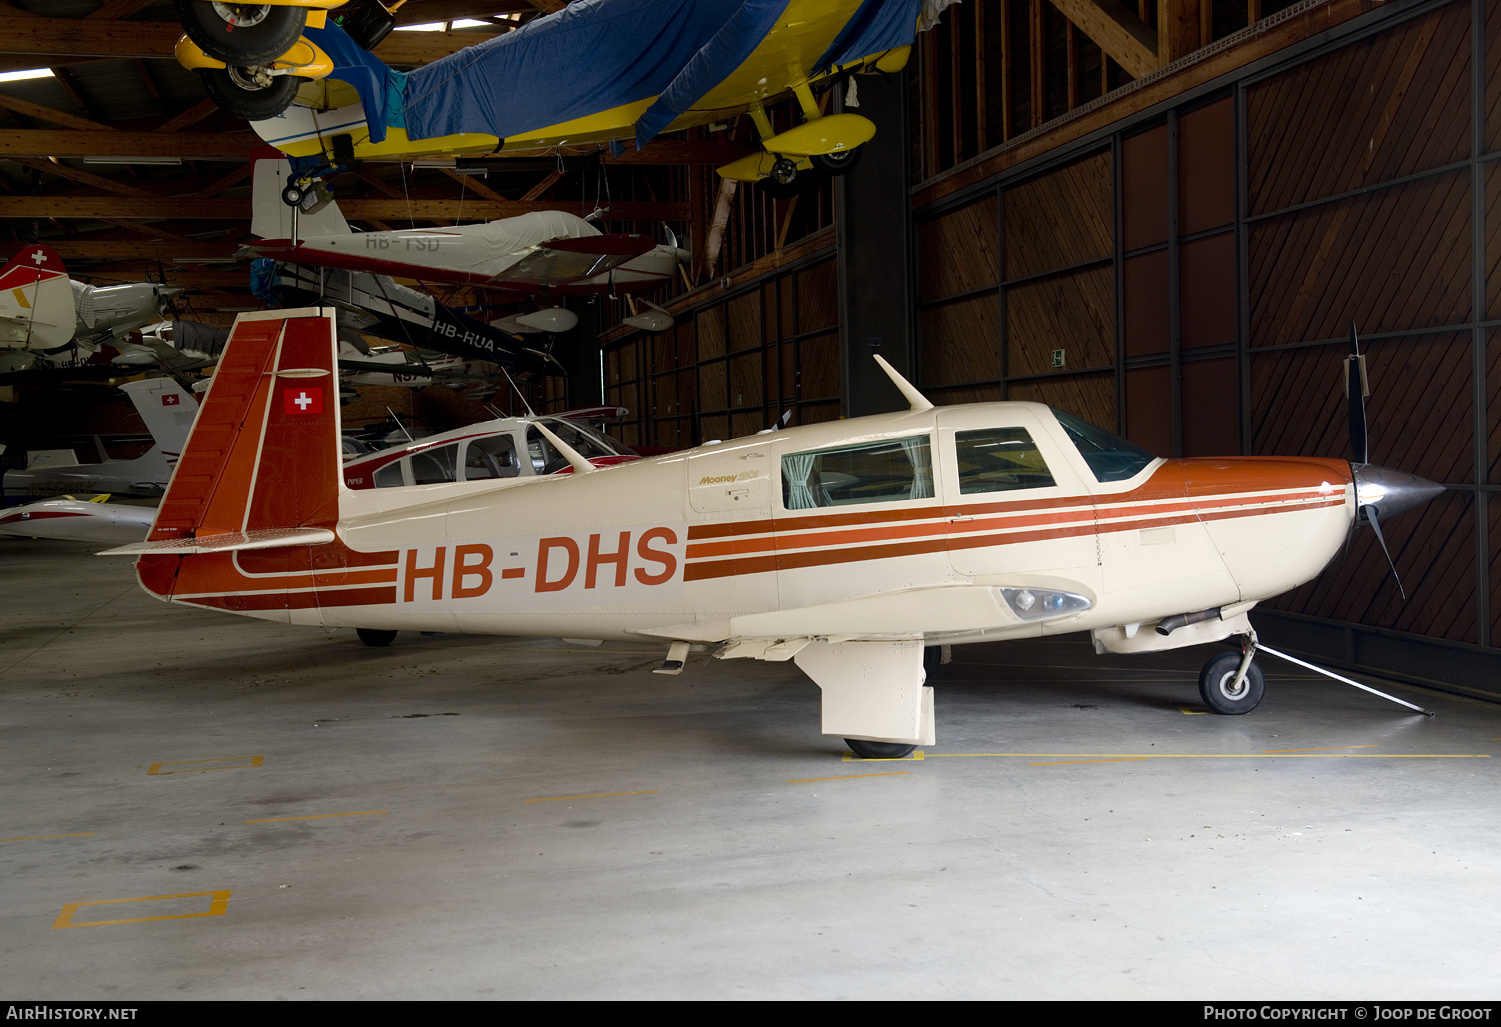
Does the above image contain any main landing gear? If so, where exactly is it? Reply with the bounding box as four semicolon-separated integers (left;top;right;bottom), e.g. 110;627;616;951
356;628;397;647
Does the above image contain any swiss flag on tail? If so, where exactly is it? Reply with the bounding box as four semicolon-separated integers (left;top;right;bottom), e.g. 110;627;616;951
284;386;323;415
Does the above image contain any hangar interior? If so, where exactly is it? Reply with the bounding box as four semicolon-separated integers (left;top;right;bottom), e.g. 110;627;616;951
2;0;1500;1001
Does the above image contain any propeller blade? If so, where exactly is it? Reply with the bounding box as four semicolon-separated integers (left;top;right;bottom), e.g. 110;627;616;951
1364;506;1406;600
1346;321;1368;465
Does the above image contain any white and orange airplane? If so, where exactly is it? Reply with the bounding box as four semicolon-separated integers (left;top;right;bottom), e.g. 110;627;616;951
105;308;1441;757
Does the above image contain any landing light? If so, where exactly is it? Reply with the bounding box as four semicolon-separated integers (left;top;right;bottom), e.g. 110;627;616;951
1001;588;1091;621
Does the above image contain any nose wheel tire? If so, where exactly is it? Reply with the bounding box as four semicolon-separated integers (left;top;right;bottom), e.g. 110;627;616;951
356;628;398;648
175;0;308;65
1198;651;1265;714
845;739;917;759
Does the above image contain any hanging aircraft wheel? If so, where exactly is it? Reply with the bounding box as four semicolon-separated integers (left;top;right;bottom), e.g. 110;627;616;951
174;0;308;65
811;147;863;176
280;183;304;207
845;738;917;759
356;628;398;648
197;67;302;122
1198;651;1265;715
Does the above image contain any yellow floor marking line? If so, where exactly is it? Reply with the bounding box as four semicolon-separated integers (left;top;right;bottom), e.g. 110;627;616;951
0;832;93;842
524;790;658;803
787;771;910;783
1029;757;1151;766
148;755;263;775
245;810;388;824
842;750;925;762
1178;707;1209;715
1263;744;1378;753
53;890;230;929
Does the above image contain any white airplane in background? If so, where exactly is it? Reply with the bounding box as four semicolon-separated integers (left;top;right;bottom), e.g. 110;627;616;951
0;493;156;544
106;309;1443;758
2;377;198;500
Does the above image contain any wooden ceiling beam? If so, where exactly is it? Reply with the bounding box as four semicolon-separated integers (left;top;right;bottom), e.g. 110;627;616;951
0;129;257;160
0;89;115;133
1046;0;1158;79
86;0;157;19
153;99;218;134
5;156;153;196
0;195;689;221
394;1;535;24
0;17;497;66
34;239;239;261
1156;0;1200;64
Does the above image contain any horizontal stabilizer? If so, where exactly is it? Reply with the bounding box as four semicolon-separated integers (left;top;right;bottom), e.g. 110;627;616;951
102;526;335;557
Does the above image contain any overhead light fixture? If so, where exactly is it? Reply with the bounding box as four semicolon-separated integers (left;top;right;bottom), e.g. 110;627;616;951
82;156;183;165
0;68;54;83
396;21;445;31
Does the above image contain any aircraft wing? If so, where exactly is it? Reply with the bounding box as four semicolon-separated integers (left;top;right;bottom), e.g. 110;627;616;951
497;234;656;290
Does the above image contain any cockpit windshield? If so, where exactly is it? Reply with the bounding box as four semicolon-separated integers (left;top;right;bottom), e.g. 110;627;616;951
1051;409;1156;482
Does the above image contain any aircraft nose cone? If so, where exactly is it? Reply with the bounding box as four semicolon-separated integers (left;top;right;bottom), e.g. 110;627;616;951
1352;464;1445;521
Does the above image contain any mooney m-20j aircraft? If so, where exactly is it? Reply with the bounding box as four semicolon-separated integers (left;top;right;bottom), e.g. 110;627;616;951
175;0;921;192
107;308;1442;757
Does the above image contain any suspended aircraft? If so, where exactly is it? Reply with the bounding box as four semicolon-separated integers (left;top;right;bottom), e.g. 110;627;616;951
0;245;191;373
104;309;1444;758
172;0;921;194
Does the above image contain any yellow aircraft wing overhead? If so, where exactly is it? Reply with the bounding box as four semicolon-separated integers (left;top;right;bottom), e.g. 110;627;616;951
255;0;920;162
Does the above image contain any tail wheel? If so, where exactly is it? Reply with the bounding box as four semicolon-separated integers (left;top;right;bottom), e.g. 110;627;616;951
845;739;916;759
1198;651;1266;715
197;67;302;122
811;147;863;176
174;0;307;65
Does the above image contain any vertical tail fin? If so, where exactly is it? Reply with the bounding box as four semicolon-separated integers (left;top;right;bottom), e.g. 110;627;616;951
135;307;342;548
0;244;74;350
117;377;198;470
251;158;351;240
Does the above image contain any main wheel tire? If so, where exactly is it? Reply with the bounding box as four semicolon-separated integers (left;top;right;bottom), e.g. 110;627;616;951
845;738;917;759
1198;652;1265;715
197;67;302;121
811;147;863;175
356;628;398;647
175;0;308;65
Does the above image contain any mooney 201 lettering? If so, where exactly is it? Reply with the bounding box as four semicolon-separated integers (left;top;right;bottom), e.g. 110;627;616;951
106;309;1442;757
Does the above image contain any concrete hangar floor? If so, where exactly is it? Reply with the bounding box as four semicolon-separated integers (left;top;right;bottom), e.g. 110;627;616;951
2;538;1499;1002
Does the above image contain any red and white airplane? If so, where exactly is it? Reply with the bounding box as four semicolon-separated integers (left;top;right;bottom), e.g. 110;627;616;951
106;309;1442;757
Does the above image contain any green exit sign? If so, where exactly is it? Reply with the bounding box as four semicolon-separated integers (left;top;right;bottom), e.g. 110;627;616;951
1050;349;1065;368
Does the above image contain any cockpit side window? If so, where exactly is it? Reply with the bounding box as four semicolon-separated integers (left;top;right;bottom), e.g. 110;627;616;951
1051;409;1156;482
955;427;1057;494
373;461;405;488
781;435;934;510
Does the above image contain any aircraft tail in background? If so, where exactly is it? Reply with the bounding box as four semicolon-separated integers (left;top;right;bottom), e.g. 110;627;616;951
0;244;75;351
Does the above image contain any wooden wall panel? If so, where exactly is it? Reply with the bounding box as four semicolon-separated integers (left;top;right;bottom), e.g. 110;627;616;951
1251;333;1473;484
1124;250;1169;356
797;260;839;333
797;401;842;426
729;350;764;409
1180;231;1237;348
1486;0;1500;155
1268;491;1476;645
1489;329;1501;484
1181;357;1239;456
1005;265;1114;374
1002;150;1112;279
1248;172;1472;347
927;384;1006;406
1009;371;1116;429
1122;125;1169;249
698;358;726;414
727;292;760;352
697;307;726;360
800;332;841;400
1125;365;1172;456
917;200;1000;302
1178;97;1236;234
1487;162;1501;322
919;295;1002;385
1246;2;1472;216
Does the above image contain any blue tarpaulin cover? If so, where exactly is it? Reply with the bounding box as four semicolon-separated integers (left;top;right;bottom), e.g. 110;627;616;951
308;0;920;151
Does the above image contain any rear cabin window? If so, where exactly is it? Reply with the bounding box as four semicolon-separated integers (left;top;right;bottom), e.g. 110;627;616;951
410;443;458;485
462;435;521;480
955;427;1057;494
373;461;405;488
1051;409;1155;482
781;435;934;510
